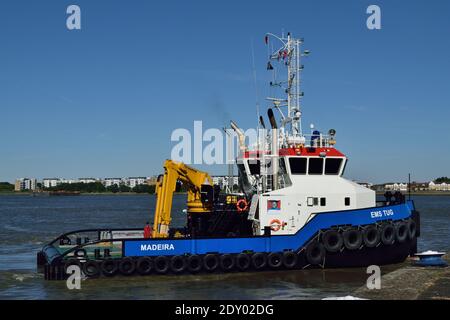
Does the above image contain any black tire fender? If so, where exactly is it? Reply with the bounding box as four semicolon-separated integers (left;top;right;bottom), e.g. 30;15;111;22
362;225;381;248
282;251;298;269
154;256;170;274
83;260;100;278
118;257;136;276
322;230;343;253
343;228;363;250
136;257;153;275
63;259;81;275
251;253;267;270
170;255;187;274
101;259;118;277
219;254;235;272
305;241;325;265
407;219;417;240
380;223;396;245
267;252;283;269
203;254;219;272
187;255;202;273
395;221;408;243
236;253;251;271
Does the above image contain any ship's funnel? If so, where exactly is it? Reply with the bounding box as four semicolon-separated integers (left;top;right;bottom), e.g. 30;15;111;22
259;116;266;129
230;121;246;154
268;108;278;129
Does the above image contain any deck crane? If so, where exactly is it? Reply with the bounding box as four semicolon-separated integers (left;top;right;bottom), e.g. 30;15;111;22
152;160;214;238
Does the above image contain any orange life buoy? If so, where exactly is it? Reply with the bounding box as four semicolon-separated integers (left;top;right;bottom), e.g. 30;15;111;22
236;199;249;212
270;219;282;232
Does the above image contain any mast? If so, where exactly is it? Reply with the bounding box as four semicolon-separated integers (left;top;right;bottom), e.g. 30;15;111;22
265;32;309;142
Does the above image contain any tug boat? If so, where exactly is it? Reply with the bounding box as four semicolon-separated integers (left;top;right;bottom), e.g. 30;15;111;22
38;32;420;280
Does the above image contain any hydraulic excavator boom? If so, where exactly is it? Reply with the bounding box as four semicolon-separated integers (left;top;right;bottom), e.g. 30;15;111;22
153;160;214;238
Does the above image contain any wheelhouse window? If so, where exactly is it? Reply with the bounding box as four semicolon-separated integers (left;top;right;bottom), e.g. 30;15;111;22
247;160;260;175
325;158;343;175
278;158;292;189
308;158;324;175
289;157;307;175
341;159;348;176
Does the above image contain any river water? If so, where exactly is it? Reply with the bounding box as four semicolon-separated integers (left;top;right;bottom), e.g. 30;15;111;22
0;194;448;300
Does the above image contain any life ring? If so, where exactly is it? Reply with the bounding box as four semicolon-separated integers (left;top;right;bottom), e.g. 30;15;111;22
322;229;343;252
170;255;187;273
154;256;170;274
270;219;282;232
267;252;283;269
118;257;136;276
187;255;202;273
203;254;219;272
236;199;249;212
236;253;251;271
83;260;101;278
343;228;363;250
380;223;395;245
251;253;267;270
219;254;235;272
362;225;380;248
305;241;325;265
395;221;408;243
101;259;118;277
136;257;153;275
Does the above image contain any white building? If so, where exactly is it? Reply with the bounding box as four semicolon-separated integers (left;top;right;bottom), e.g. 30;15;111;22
78;178;97;184
127;177;147;188
384;183;408;191
43;178;61;188
103;178;123;187
61;179;78;184
429;181;450;191
15;178;37;191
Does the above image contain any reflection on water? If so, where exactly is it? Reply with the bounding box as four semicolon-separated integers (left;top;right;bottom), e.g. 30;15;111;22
0;194;448;299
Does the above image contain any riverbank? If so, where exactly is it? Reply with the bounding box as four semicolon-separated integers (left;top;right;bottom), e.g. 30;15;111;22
353;254;450;300
377;191;450;196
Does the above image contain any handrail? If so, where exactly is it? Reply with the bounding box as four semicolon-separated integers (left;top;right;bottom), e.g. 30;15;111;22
48;227;144;246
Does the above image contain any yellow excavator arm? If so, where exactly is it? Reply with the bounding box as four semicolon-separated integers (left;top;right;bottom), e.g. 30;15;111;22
152;160;213;238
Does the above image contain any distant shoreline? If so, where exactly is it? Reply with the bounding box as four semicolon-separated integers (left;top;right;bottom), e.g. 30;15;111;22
0;192;190;196
376;191;450;196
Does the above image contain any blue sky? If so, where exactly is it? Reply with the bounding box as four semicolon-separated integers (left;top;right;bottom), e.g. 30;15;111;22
1;0;449;183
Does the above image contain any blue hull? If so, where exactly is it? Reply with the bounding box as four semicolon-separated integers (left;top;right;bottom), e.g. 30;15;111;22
124;201;416;257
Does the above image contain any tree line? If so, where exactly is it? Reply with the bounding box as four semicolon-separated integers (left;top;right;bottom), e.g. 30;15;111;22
434;177;450;184
0;182;14;192
45;182;156;194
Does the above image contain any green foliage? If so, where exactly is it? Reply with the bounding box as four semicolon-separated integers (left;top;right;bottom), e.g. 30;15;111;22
106;184;119;193
0;182;14;192
47;182;106;193
132;184;155;194
434;177;450;184
44;182;155;194
119;184;131;193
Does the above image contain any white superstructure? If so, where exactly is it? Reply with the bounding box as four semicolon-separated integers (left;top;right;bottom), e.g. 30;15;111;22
232;32;376;236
